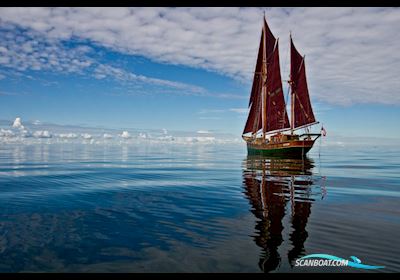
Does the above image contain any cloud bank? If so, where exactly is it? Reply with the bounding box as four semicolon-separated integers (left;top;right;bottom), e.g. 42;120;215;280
0;117;241;145
0;8;399;105
58;133;78;139
1;116;399;148
0;18;206;96
33;130;52;138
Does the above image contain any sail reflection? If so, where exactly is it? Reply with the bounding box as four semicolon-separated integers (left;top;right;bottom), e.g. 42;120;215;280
242;155;325;273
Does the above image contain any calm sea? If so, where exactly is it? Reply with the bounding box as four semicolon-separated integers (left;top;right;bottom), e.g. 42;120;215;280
0;142;399;272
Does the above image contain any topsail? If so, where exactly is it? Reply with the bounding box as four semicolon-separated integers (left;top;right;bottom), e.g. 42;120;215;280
290;36;316;129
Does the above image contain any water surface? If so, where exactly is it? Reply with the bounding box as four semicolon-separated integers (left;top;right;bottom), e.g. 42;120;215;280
0;143;399;272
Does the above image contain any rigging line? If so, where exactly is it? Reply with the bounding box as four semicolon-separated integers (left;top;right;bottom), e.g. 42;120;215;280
318;129;322;175
280;108;286;130
252;78;263;135
295;92;312;122
266;84;273;132
297;56;305;74
285;82;290;111
283;75;291;130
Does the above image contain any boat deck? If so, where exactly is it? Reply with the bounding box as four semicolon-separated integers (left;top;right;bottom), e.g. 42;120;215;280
245;133;321;157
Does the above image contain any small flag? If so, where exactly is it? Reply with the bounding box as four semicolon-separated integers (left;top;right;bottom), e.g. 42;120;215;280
321;125;327;136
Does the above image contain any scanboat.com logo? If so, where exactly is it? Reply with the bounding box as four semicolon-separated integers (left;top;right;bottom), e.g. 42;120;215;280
295;254;385;270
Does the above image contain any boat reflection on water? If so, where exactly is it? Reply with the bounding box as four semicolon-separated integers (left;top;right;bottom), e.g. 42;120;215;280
242;155;326;273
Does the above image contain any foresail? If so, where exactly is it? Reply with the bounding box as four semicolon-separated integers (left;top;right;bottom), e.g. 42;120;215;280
248;31;264;108
243;78;262;134
248;18;275;108
264;41;290;133
290;37;316;128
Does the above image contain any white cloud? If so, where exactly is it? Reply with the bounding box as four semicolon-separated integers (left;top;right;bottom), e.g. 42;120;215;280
0;118;247;145
198;108;248;115
20;129;32;138
158;135;174;141
197;109;226;114
120;131;131;138
12;117;24;130
103;133;113;139
139;132;148;139
0;128;15;137
0;24;93;75
0;8;399;105
229;108;248;114
81;133;92;139
93;64;205;94
33;130;52;138
0;22;205;97
197;130;211;134
58;133;78;139
195;136;216;142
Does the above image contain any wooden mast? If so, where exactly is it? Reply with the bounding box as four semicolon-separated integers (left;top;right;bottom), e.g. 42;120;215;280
262;14;268;140
289;32;295;135
290;85;295;135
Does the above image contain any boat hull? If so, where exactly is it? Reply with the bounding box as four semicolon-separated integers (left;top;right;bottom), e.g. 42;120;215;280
247;140;316;157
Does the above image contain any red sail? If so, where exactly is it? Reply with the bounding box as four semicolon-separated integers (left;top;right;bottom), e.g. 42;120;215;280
263;18;276;63
264;41;290;133
248;19;276;107
244;18;277;135
243;31;263;135
290;37;316;128
243;87;262;134
248;30;265;107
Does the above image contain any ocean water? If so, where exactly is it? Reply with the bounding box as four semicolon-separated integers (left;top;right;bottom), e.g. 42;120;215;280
0;142;399;272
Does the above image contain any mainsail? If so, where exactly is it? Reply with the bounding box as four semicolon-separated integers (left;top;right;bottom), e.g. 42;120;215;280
243;18;289;136
264;40;290;133
290;36;316;129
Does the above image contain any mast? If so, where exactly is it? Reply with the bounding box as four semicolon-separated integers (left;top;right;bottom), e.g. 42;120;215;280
290;33;294;135
262;16;267;140
291;97;295;134
290;82;295;135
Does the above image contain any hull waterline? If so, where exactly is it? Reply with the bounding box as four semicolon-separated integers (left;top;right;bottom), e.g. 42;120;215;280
247;140;316;157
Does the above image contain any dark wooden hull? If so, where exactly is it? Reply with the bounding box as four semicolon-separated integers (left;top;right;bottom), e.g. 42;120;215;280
247;139;316;157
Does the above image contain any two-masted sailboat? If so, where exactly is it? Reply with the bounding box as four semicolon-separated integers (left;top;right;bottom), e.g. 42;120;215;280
243;16;321;157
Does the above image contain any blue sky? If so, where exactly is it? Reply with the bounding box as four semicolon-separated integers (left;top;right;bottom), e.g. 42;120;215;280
0;7;399;139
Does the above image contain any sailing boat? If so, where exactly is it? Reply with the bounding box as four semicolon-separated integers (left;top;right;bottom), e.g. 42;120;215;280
242;16;321;157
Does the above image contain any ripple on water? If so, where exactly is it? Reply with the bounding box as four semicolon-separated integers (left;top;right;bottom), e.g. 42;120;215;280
0;143;399;272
